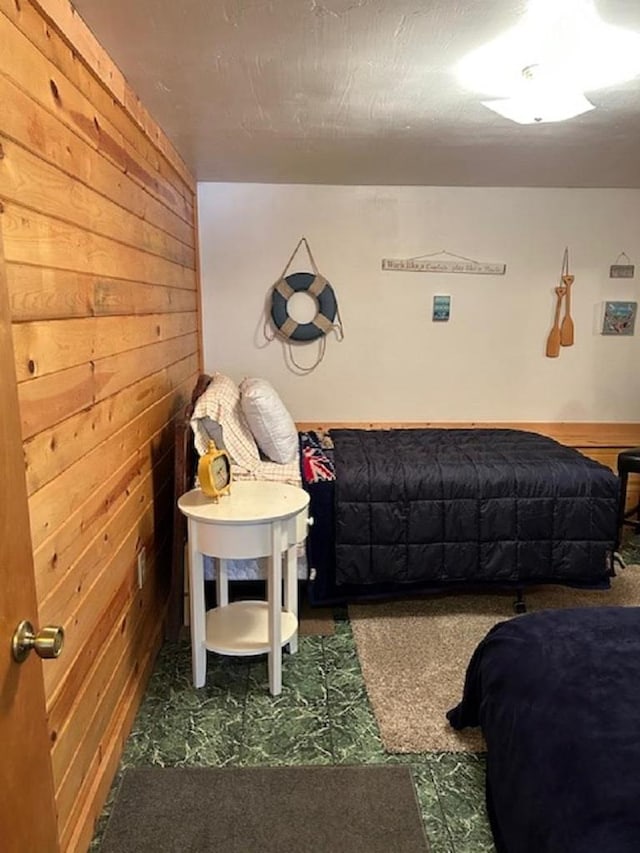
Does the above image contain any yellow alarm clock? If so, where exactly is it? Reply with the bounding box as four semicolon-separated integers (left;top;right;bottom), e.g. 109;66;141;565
197;440;232;500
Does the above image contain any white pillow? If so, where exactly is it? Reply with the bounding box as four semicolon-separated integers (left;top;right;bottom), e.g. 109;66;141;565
240;378;298;464
190;373;260;470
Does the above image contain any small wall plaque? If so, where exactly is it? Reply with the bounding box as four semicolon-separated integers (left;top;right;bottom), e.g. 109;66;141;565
609;253;635;279
610;264;635;278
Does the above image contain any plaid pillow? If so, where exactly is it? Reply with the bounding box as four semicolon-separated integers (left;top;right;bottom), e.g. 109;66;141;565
190;373;260;471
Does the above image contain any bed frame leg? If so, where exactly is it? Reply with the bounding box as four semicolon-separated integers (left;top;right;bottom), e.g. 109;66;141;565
513;588;526;614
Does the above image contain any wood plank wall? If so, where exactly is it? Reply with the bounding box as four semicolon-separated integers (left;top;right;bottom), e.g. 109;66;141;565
0;1;201;850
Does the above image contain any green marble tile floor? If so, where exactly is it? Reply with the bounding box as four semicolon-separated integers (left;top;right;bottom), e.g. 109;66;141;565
91;612;493;853
92;534;640;851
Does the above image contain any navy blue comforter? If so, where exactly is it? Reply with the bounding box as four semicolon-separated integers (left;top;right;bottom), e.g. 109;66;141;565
448;606;640;853
332;428;617;588
301;428;619;605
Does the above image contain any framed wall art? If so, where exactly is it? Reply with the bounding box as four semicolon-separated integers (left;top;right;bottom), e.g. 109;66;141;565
601;301;637;336
432;295;451;322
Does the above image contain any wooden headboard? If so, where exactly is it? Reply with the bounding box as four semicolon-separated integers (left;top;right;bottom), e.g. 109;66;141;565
167;373;213;640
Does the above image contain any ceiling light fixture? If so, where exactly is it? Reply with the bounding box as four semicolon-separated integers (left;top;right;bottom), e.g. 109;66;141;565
482;64;596;124
456;0;640;124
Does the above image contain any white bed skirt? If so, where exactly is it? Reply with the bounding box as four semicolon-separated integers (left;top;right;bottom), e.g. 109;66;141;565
203;550;308;582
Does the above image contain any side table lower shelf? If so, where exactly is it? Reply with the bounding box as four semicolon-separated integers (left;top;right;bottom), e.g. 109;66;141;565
205;601;298;656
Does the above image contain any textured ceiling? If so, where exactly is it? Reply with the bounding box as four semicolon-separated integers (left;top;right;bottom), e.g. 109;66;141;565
72;0;640;187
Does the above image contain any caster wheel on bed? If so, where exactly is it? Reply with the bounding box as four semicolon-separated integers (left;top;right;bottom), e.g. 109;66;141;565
514;600;527;614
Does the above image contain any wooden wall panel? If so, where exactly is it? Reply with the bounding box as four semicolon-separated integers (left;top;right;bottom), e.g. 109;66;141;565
0;6;192;219
24;356;196;494
0;75;194;247
28;373;191;558
61;610;165;853
7;263;94;321
33;426;171;605
49;567;159;802
40;452;172;627
47;552;164;772
31;0;192;187
53;563;162;836
0;137;196;268
7;264;198;322
42;483;164;701
0;1;202;849
19;362;95;440
93;334;197;403
3;204;194;289
13;312;198;380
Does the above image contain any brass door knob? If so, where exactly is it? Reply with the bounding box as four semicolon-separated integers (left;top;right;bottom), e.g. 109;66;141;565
11;620;64;663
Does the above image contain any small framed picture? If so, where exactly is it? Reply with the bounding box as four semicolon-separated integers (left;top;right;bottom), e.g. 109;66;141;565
602;301;637;336
432;294;451;322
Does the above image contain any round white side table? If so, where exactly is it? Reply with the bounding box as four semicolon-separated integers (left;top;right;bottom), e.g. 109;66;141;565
177;481;310;695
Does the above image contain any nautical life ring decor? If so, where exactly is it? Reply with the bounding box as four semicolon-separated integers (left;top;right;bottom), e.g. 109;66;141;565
265;236;344;373
270;271;337;342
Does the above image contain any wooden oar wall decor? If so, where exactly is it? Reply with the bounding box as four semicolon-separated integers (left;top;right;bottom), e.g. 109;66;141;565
546;248;575;358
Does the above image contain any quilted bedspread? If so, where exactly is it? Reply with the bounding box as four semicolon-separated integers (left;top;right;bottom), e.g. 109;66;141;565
447;606;640;852
331;428;618;588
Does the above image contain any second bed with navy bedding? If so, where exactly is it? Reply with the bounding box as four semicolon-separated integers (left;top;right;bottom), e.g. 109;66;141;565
447;606;640;853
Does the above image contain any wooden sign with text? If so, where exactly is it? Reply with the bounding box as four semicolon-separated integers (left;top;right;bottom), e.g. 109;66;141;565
382;258;506;275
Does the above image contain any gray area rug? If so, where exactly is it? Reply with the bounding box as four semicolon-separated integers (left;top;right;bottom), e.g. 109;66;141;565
100;765;430;852
350;564;640;753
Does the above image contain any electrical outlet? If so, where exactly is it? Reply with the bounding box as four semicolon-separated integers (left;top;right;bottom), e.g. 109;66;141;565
137;546;146;589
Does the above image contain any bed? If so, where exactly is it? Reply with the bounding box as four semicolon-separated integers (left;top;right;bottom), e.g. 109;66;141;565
447;606;640;853
303;427;619;606
168;374;619;635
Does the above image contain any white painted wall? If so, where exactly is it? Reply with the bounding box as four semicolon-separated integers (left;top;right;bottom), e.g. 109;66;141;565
197;184;640;422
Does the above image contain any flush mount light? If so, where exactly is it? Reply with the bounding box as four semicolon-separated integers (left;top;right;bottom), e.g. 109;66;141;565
457;0;640;123
482;92;595;124
482;64;596;124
